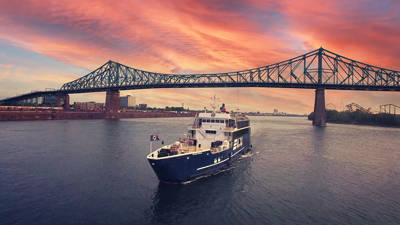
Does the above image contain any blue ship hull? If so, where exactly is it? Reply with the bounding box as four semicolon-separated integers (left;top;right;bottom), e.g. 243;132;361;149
148;133;250;183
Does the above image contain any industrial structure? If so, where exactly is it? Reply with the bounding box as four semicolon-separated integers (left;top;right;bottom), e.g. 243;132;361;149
1;48;400;126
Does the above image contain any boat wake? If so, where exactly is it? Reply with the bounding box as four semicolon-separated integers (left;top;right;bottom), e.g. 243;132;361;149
181;166;235;185
240;152;253;158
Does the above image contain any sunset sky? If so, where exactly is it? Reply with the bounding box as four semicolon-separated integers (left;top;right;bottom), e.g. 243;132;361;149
0;0;399;114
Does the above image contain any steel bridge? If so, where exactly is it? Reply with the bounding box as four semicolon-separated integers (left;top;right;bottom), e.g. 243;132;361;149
1;47;399;126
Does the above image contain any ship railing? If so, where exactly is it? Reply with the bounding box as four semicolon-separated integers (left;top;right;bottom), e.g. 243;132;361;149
224;127;235;132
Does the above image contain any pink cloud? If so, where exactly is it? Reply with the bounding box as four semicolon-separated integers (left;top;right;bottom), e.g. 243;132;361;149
0;0;399;113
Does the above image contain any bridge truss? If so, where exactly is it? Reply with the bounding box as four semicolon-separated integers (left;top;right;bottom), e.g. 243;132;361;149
1;47;400;105
60;48;400;93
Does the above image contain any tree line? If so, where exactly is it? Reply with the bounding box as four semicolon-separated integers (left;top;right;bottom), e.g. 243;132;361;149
308;110;400;127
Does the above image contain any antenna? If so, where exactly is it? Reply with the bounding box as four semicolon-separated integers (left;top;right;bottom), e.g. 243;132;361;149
235;88;240;113
210;95;218;113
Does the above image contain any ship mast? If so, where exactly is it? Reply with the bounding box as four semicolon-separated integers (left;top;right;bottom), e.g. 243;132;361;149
210;95;217;113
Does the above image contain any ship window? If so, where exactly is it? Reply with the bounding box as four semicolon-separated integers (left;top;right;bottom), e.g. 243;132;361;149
206;130;216;134
211;119;215;123
206;119;210;122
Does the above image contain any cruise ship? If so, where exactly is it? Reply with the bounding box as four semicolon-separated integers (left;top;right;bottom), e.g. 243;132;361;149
146;104;251;183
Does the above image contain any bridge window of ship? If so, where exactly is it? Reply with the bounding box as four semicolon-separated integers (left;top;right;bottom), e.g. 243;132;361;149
205;130;216;134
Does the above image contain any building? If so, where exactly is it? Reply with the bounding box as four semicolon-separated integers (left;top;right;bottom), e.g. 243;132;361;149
74;102;104;111
273;109;278;114
138;104;147;110
120;95;136;108
43;95;57;106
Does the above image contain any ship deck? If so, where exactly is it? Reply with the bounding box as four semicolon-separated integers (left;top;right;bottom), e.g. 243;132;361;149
174;145;207;154
170;143;229;155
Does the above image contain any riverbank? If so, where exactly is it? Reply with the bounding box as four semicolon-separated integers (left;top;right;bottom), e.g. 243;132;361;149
0;111;195;121
308;110;400;127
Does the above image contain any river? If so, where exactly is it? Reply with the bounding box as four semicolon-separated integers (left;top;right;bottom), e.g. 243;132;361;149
1;117;399;225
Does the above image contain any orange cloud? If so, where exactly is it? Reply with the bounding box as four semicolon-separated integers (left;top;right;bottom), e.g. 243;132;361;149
0;0;399;113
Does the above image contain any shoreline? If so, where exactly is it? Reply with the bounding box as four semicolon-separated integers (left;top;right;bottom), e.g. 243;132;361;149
326;120;400;128
308;110;400;128
0;111;195;121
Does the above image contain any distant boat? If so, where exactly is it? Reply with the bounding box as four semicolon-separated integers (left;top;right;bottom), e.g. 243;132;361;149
147;103;251;183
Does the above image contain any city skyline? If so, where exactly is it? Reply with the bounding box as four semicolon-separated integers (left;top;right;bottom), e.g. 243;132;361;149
0;0;399;114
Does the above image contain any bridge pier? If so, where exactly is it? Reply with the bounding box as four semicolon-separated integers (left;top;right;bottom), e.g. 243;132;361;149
105;90;120;113
312;88;326;127
64;94;70;111
56;94;70;111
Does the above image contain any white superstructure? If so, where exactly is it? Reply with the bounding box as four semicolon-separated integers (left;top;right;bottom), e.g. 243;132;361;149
192;112;230;149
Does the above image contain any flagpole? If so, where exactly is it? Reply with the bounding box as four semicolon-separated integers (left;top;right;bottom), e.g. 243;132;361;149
150;141;153;153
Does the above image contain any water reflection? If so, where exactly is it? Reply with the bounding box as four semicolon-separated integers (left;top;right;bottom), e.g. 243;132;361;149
149;157;253;225
312;126;326;154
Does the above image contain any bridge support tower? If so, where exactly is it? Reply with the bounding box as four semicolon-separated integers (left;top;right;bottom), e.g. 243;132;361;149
56;94;70;111
105;90;120;114
312;88;326;127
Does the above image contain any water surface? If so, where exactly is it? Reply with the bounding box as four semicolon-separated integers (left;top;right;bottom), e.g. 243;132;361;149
0;117;399;225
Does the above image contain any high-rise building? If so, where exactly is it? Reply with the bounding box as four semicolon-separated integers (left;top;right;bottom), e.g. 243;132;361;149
120;95;136;108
